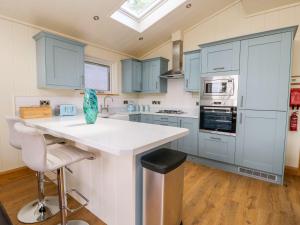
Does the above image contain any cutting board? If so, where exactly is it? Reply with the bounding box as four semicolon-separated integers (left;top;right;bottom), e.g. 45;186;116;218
19;106;52;119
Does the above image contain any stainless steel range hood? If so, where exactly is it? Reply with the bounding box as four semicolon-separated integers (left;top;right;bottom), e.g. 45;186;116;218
160;40;184;79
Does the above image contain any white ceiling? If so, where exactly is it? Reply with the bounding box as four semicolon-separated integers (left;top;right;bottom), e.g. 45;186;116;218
0;0;298;57
0;0;236;57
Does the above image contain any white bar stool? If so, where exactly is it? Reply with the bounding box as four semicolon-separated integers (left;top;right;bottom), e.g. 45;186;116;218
6;117;64;223
14;122;95;225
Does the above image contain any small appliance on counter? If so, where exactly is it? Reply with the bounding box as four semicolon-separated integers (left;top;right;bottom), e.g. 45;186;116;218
55;104;77;116
127;102;136;113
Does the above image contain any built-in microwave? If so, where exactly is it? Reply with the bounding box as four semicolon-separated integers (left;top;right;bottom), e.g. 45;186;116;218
200;75;238;106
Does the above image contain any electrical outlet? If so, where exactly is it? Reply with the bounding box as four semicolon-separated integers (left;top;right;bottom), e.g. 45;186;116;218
123;100;128;104
157;101;161;105
40;100;50;106
196;101;199;106
152;101;156;105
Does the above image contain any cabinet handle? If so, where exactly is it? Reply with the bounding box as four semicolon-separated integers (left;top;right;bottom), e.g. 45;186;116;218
213;67;225;70
179;119;182;127
156;81;158;89
239;112;243;124
186;80;189;88
209;137;221;141
240;96;244;108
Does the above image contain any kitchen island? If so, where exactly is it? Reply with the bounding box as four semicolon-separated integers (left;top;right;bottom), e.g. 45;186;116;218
23;116;189;225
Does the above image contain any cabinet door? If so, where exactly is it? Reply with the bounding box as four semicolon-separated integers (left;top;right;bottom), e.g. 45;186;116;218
185;52;201;92
132;61;142;92
198;132;236;164
149;60;160;92
178;118;198;155
140;114;153;124
235;110;287;175
46;38;84;88
202;41;240;73
239;32;292;111
142;61;150;92
129;114;141;122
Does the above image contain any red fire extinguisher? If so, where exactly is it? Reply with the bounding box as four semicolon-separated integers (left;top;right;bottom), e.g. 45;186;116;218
290;111;298;131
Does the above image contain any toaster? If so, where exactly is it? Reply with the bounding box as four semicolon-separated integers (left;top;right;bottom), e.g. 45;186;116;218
55;104;77;116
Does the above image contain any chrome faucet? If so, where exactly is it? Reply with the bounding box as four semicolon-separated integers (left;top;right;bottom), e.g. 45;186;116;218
100;96;113;116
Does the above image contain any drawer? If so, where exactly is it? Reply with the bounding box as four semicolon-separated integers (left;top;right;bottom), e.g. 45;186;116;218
198;132;236;164
153;115;178;123
140;114;153;124
201;41;240;73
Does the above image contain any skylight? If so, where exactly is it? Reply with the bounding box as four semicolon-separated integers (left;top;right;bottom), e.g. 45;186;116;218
111;0;187;33
121;0;161;19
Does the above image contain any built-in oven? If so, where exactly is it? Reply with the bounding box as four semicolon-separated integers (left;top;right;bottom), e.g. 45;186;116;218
199;106;237;135
200;75;238;106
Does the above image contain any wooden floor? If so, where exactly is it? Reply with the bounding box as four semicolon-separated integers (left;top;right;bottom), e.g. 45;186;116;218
1;162;300;225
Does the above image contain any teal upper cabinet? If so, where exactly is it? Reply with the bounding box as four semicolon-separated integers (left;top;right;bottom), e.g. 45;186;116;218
178;118;198;156
184;50;201;92
238;32;293;111
142;58;168;93
122;59;142;93
235;110;287;175
198;132;236;164
33;32;85;89
200;41;240;74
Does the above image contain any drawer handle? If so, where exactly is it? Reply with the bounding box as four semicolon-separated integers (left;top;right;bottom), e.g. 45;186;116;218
240;112;243;124
186;80;189;88
240;96;244;108
213;67;225;70
209;137;221;141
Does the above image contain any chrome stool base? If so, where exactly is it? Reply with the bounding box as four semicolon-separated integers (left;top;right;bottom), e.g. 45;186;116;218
58;220;89;225
17;196;59;223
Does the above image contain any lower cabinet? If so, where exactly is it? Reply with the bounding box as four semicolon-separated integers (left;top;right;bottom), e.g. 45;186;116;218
198;132;236;164
129;114;141;122
140;114;153;124
152;117;178;150
235;110;287;175
178;118;198;156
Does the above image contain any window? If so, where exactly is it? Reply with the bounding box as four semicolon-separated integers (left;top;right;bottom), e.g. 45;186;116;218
84;61;110;92
121;0;161;20
111;0;187;33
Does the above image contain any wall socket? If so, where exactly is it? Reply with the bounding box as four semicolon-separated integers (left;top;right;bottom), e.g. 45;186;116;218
152;101;161;105
196;101;199;106
40;100;50;106
123;100;128;104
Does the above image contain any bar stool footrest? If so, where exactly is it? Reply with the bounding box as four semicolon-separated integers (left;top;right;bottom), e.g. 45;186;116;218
66;189;89;213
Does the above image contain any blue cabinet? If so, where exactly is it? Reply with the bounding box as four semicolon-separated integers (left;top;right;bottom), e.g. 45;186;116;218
198;132;236;164
152;115;178;150
184;50;201;92
122;59;142;93
235;111;287;175
129;114;141;122
238;32;292;111
140;114;153;124
33;32;85;89
142;58;168;93
178;118;198;155
201;41;240;74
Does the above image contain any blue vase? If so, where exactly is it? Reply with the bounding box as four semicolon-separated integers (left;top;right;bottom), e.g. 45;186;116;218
83;89;98;124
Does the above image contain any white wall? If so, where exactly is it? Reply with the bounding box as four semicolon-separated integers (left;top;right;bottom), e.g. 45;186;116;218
140;1;300;167
0;16;138;172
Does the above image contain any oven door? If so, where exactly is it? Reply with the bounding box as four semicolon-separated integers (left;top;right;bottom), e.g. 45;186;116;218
200;106;236;134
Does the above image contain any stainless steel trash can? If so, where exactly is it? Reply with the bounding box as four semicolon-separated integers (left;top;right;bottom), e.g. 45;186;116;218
141;148;187;225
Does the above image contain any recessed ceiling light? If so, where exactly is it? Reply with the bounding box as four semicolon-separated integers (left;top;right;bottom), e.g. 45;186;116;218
186;3;192;8
93;16;100;21
139;37;144;41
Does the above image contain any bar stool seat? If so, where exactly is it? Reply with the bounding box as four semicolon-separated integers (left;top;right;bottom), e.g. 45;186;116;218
6;117;65;224
46;144;92;171
15;123;95;225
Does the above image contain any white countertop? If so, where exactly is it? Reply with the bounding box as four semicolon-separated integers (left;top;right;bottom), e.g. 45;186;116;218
23;116;189;156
